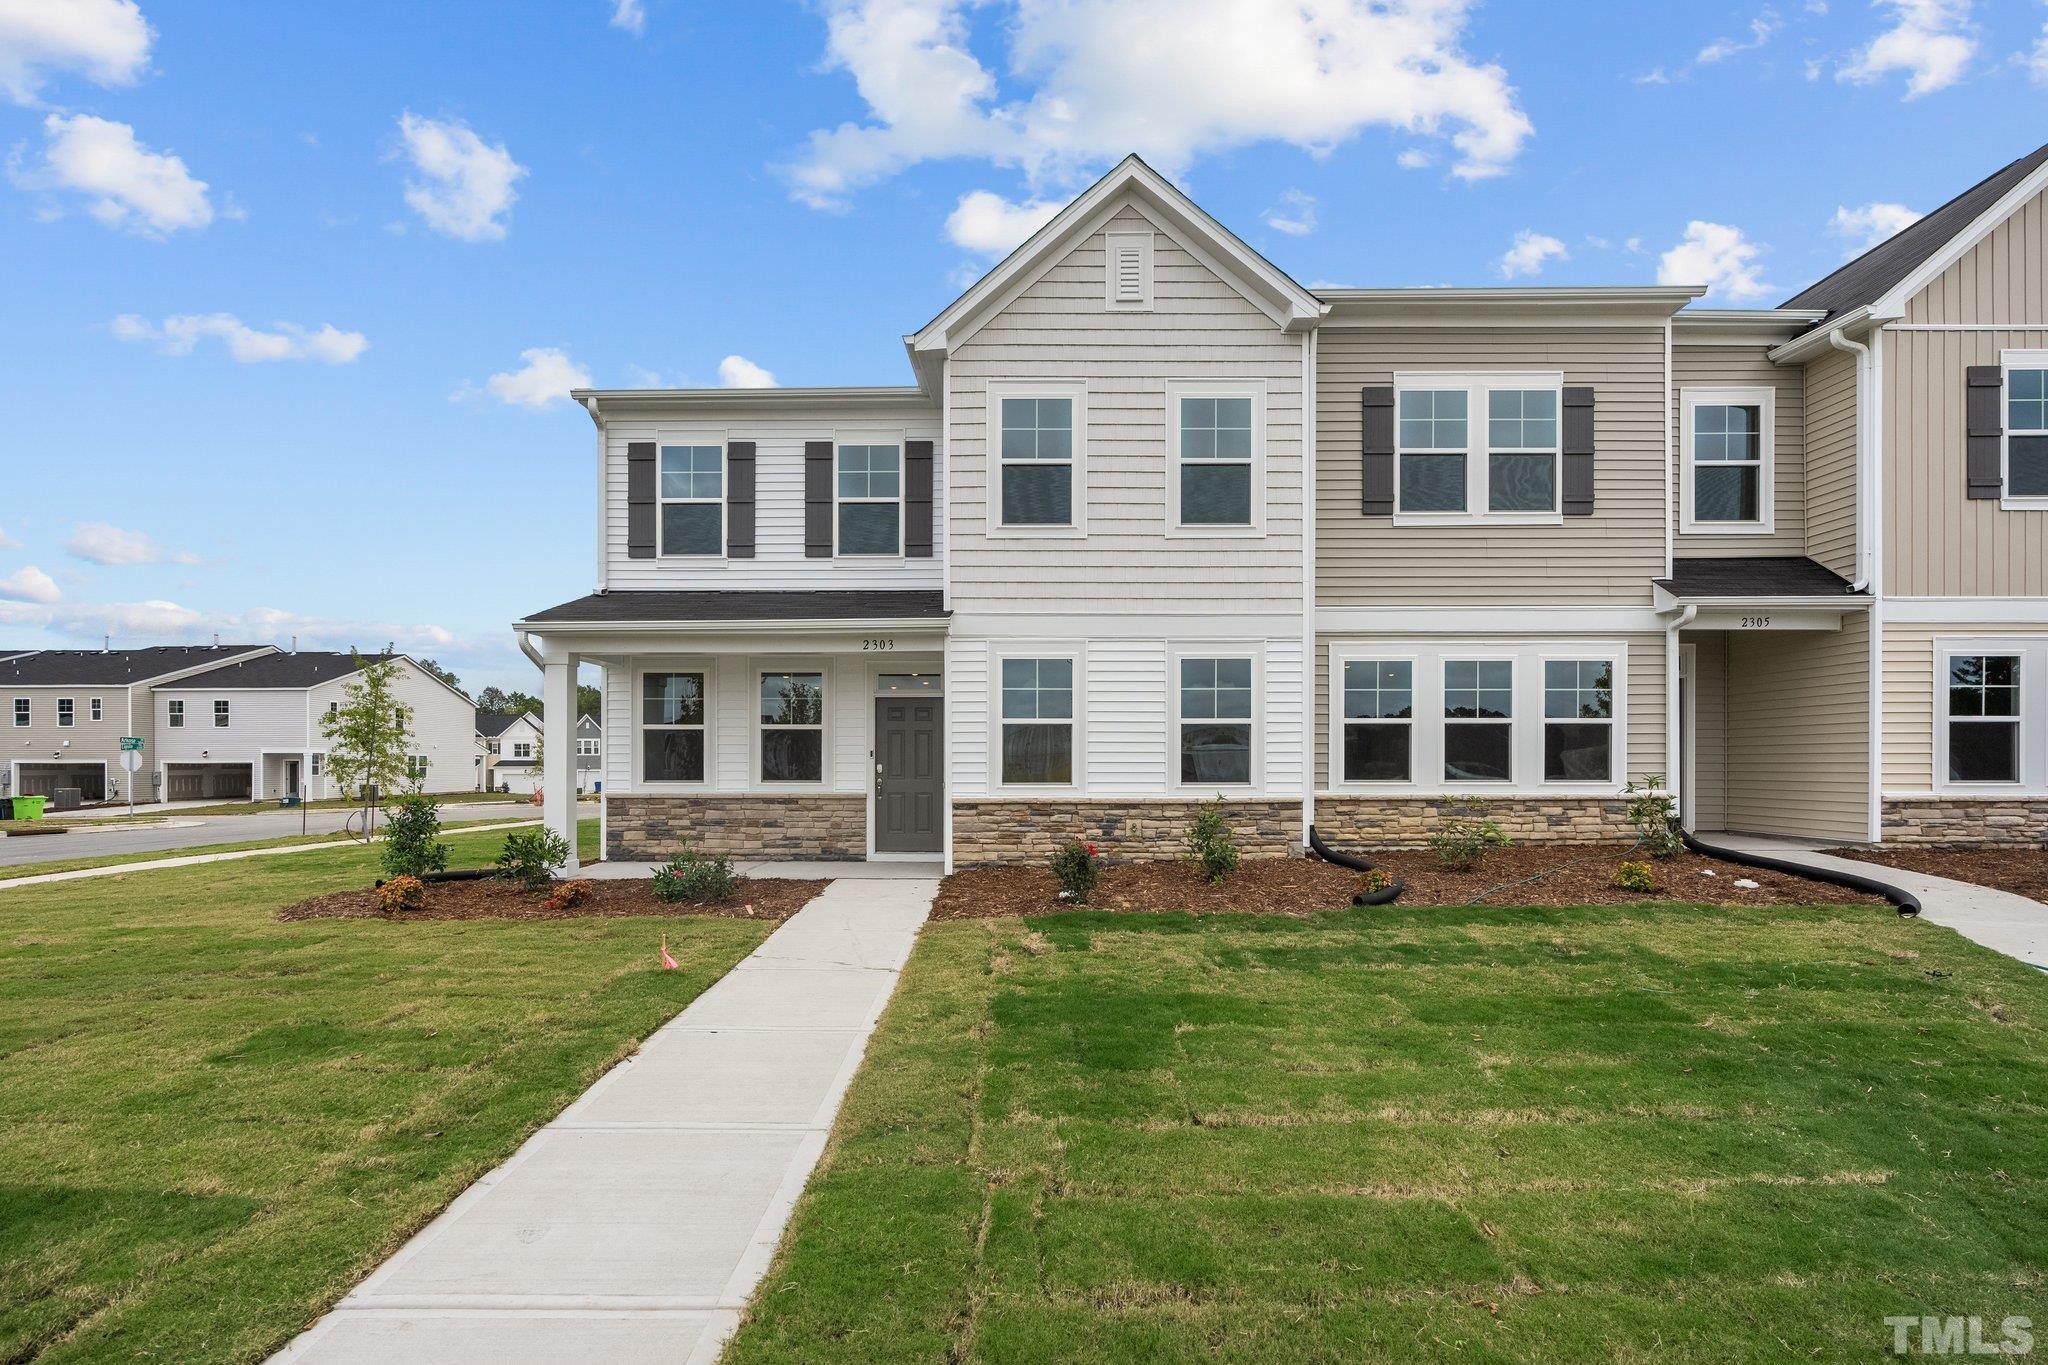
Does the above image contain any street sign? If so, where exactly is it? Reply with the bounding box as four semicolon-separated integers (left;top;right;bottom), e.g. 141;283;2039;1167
120;750;143;773
119;736;143;751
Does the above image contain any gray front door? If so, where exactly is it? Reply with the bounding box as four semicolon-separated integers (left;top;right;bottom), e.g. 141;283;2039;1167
875;696;942;854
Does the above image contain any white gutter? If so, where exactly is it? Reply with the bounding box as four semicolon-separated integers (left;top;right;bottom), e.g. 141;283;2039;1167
509;616;951;636
517;631;545;671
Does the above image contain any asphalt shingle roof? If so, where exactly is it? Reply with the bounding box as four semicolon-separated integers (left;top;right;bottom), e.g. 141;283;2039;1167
163;651;387;690
1654;557;1863;599
521;589;948;624
0;645;271;686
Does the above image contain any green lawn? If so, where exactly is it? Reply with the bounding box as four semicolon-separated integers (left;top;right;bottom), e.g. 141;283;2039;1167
0;820;772;1362
728;903;2048;1362
0;813;546;882
79;790;541;820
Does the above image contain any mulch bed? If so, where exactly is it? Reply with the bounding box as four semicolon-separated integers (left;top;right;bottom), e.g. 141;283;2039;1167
278;875;829;923
1827;845;2048;902
932;844;1883;919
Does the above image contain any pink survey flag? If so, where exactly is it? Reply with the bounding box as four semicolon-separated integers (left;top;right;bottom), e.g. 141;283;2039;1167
659;936;680;971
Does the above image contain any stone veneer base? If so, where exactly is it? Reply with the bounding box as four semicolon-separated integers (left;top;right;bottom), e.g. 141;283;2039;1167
1315;796;1636;849
951;798;1301;866
605;794;868;861
1881;798;2048;845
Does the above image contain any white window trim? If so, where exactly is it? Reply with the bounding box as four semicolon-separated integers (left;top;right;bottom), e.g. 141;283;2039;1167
311;752;324;777
1392;371;1565;527
57;698;74;728
89;697;101;722
985;379;1088;539
1679;385;1776;535
512;742;532;760
1169;645;1264;792
1324;639;1628;797
1439;650;1518;787
1336;657;1417;785
833;429;907;560
1165;379;1267;538
166;699;182;728
213;699;231;728
1536;649;1620;787
754;659;832;788
1103;230;1154;312
990;643;1085;793
656;431;729;561
2000;349;2048;511
1934;637;2046;795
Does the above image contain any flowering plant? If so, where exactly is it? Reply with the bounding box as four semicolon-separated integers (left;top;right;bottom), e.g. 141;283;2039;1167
1050;838;1102;902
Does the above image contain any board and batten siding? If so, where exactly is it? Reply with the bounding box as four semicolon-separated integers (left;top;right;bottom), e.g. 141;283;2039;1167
1316;326;1666;604
1672;345;1807;558
1802;345;1859;581
1720;614;1870;842
1903;182;2048;326
945;202;1306;617
600;401;942;592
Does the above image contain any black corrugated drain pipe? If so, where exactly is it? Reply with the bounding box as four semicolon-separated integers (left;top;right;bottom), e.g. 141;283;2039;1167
1307;826;1403;906
1680;828;1920;918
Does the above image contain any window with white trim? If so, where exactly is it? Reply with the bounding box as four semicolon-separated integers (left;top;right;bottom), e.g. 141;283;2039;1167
1485;388;1558;513
213;699;230;728
578;737;600;757
57;698;73;728
1175;394;1255;528
485;739;500;755
1681;387;1774;532
999;657;1074;785
166;699;182;728
11;698;25;727
1396;375;1562;521
1443;660;1513;782
2004;359;2048;500
760;672;824;783
89;697;101;722
837;444;902;555
1178;657;1253;785
659;443;724;556
512;742;531;759
311;753;324;777
1945;654;2020;784
1342;660;1412;782
407;754;429;782
1543;660;1614;783
996;393;1076;529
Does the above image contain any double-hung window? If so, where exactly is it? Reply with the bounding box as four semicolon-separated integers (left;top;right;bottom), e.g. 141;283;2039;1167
837;444;902;555
1342;661;1412;782
996;390;1078;529
1945;654;2021;784
213;700;230;728
760;672;824;783
11;698;27;727
1173;389;1257;529
408;755;429;782
1397;374;1562;520
578;738;599;757
1178;657;1253;785
1486;388;1558;513
57;698;73;727
89;697;101;722
643;672;706;782
999;658;1074;785
486;739;500;755
1681;388;1773;532
166;699;182;728
2004;358;2048;500
512;742;531;759
1397;387;1468;512
1443;660;1513;783
1543;660;1614;783
311;753;324;777
659;443;724;556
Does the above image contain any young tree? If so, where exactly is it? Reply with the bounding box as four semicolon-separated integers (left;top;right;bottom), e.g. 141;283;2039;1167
320;652;415;835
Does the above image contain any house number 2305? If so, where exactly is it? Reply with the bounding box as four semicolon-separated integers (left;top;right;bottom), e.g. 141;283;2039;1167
863;638;896;651
1739;616;1772;629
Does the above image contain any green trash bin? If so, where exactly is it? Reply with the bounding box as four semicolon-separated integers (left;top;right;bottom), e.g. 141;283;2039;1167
279;795;301;808
12;796;47;821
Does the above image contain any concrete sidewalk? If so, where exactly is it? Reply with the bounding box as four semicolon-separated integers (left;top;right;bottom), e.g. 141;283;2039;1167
277;874;937;1364
1707;833;2048;970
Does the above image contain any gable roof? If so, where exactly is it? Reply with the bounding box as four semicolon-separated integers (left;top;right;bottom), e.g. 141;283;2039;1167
476;710;536;738
1784;140;2048;320
0;645;273;686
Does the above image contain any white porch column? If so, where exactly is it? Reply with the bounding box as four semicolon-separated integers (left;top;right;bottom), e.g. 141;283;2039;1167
542;648;581;872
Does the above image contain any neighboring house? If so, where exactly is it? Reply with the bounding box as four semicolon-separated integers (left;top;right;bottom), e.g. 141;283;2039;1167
152;651;477;801
1;645;274;803
517;143;2048;871
478;710;543;795
576;712;602;792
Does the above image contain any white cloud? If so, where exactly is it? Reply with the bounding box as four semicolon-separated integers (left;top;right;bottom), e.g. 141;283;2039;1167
2025;23;2048;84
0;565;60;604
1658;220;1772;302
468;347;591;409
1633;66;1674;85
785;0;1533;208
1828;200;1921;252
1837;0;1974;97
609;0;646;34
0;0;152;105
111;312;368;364
1261;188;1317;237
66;521;199;566
1698;8;1783;63
1497;229;1568;279
1395;148;1435;170
0;527;18;550
11;597;465;656
717;354;776;388
11;112;213;236
944;189;1060;255
395;111;526;241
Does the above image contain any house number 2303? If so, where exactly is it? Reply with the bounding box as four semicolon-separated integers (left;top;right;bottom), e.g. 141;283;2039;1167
863;638;896;652
1739;616;1772;629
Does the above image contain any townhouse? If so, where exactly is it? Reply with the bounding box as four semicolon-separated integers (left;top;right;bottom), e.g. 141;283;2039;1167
477;710;544;793
517;144;2048;870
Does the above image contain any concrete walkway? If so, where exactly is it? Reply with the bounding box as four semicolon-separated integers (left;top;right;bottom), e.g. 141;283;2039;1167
1707;832;2048;970
277;872;938;1364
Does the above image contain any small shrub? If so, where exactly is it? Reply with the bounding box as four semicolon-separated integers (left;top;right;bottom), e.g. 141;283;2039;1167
1624;777;1684;859
652;849;739;905
381;792;449;880
1359;867;1393;896
1050;839;1101;902
1430;799;1513;871
376;875;425;913
1183;797;1240;883
1614;860;1657;893
495;827;571;892
543;878;594;911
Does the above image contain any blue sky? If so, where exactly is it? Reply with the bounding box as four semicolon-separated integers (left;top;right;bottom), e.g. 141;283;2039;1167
1;0;2043;695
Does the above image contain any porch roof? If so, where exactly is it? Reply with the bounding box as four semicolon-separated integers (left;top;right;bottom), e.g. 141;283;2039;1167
516;589;949;630
1653;556;1867;604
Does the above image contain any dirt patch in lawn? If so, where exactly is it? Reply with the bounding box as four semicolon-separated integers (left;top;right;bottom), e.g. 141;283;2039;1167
1827;845;2048;902
279;875;828;923
934;845;1883;919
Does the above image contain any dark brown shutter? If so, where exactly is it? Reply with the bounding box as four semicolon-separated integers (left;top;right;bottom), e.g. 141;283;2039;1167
904;440;935;557
726;441;756;557
1360;386;1394;515
1967;365;2004;500
626;441;657;558
1561;386;1595;516
804;440;834;557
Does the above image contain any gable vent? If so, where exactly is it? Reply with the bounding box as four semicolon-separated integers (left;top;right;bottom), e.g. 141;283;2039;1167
1103;230;1154;311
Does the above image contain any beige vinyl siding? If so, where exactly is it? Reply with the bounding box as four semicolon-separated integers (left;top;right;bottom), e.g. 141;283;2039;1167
1881;622;2048;791
1903;183;2048;325
1672;345;1806;557
1883;326;2048;595
2;684;148;798
1316;326;1666;604
1721;614;1870;841
1802;346;1859;580
947;202;1304;616
1311;631;1665;789
1686;632;1728;831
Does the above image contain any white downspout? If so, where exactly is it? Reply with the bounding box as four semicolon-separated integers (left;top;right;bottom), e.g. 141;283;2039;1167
1827;330;1874;593
1827;327;1883;841
1301;328;1317;852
